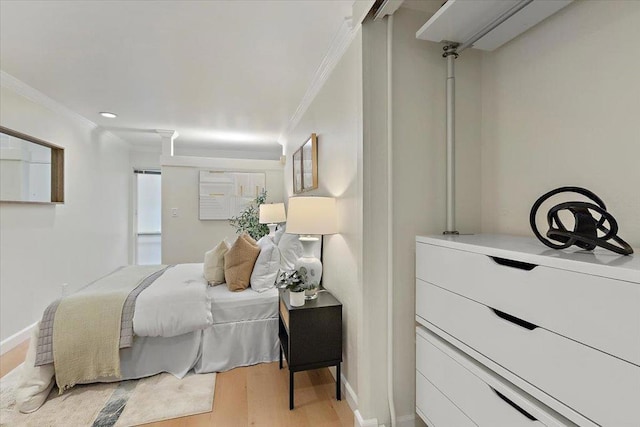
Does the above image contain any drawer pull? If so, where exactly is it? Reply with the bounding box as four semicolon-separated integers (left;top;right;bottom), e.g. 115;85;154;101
490;387;538;421
490;256;537;271
491;308;538;330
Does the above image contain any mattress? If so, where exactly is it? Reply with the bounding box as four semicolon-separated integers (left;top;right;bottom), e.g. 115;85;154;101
207;283;278;324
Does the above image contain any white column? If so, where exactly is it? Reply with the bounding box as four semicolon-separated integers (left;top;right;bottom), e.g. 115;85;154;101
156;129;179;157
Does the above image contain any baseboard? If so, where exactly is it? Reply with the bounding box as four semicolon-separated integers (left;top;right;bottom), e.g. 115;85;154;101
343;374;358;412
354;410;379;427
327;366;380;427
327;366;358;412
328;369;414;427
0;322;36;355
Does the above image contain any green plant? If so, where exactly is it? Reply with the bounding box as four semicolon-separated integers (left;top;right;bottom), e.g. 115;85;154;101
229;190;270;241
277;267;307;292
276;267;313;293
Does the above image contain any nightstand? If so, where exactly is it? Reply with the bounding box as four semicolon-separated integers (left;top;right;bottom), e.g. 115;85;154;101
278;289;342;410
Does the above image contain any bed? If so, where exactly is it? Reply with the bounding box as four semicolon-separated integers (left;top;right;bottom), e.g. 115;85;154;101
16;262;280;413
117;283;280;379
118;273;280;379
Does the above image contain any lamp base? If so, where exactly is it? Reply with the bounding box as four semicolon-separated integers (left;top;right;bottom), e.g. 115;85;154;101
294;255;322;285
304;288;318;300
295;236;322;299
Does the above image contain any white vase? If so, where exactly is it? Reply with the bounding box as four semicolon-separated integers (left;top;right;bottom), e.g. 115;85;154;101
289;290;305;307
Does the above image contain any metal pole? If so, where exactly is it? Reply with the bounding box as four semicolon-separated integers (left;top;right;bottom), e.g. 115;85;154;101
444;45;458;234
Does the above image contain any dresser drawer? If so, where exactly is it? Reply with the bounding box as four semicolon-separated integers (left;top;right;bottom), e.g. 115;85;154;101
416;242;640;365
416;371;475;427
416;279;640;427
417;326;567;427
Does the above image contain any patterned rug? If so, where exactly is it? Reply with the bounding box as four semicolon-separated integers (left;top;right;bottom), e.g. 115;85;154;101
1;365;216;426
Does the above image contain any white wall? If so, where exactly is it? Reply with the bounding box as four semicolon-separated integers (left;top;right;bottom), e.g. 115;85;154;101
359;8;483;425
279;10;481;424
392;7;483;423
361;16;391;423
0;83;130;344
480;0;640;247
130;150;161;171
282;30;363;407
161;156;284;264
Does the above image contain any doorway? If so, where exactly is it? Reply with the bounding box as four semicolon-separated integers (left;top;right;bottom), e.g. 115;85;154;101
134;170;161;265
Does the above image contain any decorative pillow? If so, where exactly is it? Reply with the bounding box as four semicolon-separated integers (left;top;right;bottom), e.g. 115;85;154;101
250;236;281;292
224;234;261;292
273;226;285;246
277;231;303;271
203;240;230;285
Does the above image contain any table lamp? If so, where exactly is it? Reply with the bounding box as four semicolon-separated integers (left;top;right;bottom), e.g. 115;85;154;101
285;196;338;293
259;203;286;237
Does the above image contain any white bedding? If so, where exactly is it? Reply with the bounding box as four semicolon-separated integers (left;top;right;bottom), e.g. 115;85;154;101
133;263;213;338
208;283;278;324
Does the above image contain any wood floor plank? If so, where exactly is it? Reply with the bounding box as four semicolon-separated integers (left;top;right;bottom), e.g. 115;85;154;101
1;341;353;427
0;339;29;378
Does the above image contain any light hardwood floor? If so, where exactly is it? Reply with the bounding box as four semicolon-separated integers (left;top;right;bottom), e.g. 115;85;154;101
1;340;353;427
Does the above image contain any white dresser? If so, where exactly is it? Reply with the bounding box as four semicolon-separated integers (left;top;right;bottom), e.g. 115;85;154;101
415;234;640;427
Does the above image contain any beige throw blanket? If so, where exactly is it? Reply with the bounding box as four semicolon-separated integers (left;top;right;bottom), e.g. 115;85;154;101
53;265;166;392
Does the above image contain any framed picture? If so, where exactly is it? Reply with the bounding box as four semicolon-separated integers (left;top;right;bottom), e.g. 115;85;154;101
292;133;318;194
301;133;318;191
293;147;303;194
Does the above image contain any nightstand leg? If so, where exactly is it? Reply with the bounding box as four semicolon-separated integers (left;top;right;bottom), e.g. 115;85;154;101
279;346;283;369
336;363;341;401
289;371;294;410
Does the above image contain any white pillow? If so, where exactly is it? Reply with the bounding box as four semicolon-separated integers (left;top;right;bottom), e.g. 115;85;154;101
203;240;230;285
277;232;303;271
250;236;280;292
273;226;285;246
15;324;55;413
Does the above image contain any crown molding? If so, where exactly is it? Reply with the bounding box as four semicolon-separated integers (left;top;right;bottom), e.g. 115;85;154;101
0;70;131;149
155;129;179;139
278;15;360;146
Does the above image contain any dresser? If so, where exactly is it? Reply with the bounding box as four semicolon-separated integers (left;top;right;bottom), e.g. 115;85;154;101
415;234;640;427
279;289;342;409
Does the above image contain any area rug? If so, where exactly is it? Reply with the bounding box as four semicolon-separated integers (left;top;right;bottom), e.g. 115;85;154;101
1;365;216;426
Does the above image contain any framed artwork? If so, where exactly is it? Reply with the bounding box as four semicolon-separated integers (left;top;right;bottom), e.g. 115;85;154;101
292;133;318;194
0;126;64;204
293;147;303;194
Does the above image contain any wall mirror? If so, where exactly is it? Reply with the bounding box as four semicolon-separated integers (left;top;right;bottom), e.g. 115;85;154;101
0;126;64;204
293;133;318;194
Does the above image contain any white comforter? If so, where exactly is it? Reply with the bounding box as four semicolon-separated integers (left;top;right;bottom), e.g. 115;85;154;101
133;263;213;337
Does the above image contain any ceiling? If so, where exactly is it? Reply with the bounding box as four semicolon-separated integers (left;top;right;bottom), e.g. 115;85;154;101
0;0;353;152
401;1;445;14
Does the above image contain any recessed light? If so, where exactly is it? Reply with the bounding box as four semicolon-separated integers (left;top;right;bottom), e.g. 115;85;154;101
99;112;117;118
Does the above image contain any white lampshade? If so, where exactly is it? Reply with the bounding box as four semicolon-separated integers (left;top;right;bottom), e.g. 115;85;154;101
286;197;338;235
259;203;286;224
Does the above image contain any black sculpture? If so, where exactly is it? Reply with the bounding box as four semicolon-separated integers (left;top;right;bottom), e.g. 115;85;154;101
529;186;633;256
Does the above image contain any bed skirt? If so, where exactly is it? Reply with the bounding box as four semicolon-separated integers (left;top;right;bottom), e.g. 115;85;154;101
195;317;279;373
16;317;279;413
119;317;279;379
